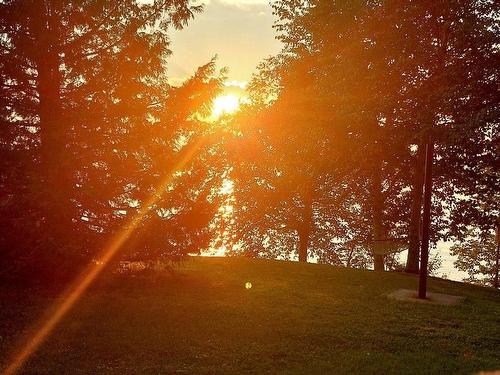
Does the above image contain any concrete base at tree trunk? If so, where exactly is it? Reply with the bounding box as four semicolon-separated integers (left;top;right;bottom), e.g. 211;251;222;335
387;289;465;306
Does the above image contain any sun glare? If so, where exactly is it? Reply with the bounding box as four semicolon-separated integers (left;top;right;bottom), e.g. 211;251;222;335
212;94;240;117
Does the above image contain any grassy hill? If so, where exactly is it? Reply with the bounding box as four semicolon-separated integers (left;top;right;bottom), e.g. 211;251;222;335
1;257;499;374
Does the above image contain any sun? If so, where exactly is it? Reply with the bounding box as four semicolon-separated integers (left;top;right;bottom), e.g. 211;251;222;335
212;94;240;117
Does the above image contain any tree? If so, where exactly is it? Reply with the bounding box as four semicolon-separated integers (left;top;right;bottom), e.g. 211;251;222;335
257;0;419;270
0;0;226;281
450;231;500;288
264;0;499;277
224;53;374;266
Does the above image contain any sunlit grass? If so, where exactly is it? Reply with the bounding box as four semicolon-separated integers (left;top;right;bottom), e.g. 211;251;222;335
0;139;206;375
1;257;499;374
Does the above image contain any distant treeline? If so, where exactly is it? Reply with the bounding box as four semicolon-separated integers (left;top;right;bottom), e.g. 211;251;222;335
0;1;498;287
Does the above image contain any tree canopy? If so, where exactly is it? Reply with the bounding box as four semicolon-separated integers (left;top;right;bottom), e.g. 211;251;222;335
0;0;498;287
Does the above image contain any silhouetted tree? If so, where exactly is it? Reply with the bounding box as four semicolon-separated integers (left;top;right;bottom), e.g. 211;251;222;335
240;0;499;274
450;230;499;288
0;0;225;281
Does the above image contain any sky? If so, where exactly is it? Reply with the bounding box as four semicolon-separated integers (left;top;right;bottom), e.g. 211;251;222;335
167;0;282;86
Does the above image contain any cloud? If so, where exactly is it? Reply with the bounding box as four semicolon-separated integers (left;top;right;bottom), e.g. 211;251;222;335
224;80;248;89
218;0;269;6
199;0;270;10
222;84;247;97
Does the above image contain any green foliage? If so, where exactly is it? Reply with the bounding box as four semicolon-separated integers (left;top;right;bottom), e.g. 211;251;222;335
0;0;224;282
227;0;499;273
1;0;498;282
450;232;499;288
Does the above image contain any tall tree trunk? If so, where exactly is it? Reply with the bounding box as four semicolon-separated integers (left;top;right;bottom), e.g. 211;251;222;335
34;2;73;240
418;139;434;299
371;157;385;272
37;2;64;172
406;142;425;273
494;219;499;289
298;187;313;262
38;51;64;172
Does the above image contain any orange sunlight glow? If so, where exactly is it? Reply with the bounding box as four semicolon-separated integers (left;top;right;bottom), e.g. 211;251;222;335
212;94;240;117
2;137;206;375
201;178;236;257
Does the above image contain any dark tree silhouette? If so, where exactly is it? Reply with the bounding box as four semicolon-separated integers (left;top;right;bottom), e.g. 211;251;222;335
0;0;225;282
229;0;498;277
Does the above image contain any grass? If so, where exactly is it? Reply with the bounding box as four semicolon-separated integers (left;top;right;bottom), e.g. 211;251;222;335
1;257;499;374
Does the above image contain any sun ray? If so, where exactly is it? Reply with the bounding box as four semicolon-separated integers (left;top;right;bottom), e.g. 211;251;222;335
2;137;207;375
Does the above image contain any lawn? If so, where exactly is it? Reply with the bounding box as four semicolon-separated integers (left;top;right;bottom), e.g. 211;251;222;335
1;257;499;374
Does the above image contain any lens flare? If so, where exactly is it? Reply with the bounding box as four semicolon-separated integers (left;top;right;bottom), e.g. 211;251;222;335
212;94;240;117
2;137;206;375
